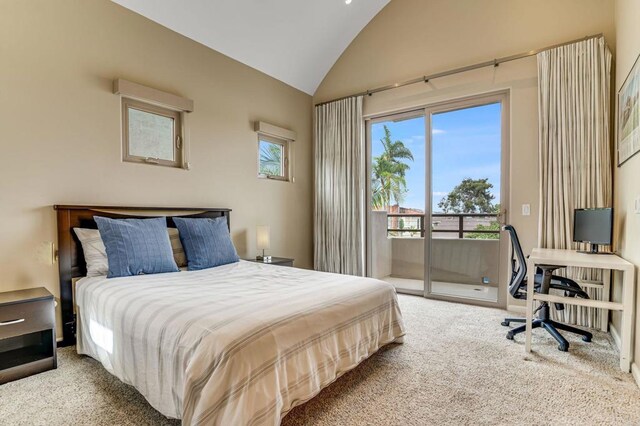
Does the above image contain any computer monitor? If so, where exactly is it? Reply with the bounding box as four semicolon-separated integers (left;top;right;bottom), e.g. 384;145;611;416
573;208;613;254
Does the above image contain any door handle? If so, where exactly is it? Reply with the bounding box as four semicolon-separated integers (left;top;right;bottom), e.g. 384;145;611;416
0;318;25;326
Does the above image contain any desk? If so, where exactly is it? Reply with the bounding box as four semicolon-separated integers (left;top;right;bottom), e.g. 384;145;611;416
525;248;635;372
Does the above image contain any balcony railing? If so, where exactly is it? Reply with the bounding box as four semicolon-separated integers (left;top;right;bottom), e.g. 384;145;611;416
387;213;499;238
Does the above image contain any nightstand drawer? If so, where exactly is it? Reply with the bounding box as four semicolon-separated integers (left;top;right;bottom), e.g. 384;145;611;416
0;300;54;340
243;257;294;267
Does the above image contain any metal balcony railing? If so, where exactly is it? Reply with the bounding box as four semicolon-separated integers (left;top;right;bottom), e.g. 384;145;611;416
386;213;499;238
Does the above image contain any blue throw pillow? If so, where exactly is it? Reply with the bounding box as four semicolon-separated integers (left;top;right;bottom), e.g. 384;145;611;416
173;217;239;271
94;216;179;278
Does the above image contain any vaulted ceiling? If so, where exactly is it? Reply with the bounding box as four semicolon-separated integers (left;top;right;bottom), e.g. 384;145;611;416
112;0;389;95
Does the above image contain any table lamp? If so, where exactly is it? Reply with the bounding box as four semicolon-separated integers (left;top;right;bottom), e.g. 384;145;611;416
256;225;271;261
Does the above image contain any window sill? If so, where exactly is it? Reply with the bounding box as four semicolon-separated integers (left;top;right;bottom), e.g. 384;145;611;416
258;174;290;182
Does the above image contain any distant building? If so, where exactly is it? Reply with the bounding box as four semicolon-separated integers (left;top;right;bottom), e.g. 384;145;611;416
387;204;424;232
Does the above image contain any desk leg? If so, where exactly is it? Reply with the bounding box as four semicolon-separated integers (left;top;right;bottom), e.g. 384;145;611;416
525;259;536;353
601;270;611;332
621;269;635;372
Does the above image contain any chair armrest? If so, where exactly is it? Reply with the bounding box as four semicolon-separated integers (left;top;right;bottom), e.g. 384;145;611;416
537;264;566;273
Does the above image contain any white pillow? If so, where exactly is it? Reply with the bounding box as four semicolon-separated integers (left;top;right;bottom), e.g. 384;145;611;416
73;227;187;277
168;228;187;268
73;228;108;277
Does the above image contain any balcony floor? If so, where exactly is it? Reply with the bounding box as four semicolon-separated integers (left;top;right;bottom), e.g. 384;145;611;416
381;276;498;302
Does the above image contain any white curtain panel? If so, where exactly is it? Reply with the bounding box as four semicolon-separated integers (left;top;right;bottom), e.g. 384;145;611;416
314;96;365;275
537;37;612;328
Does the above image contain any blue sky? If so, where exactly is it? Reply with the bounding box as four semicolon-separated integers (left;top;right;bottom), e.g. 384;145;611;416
371;102;501;212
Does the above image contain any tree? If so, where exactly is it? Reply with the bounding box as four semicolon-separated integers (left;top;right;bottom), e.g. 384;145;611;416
259;142;282;176
438;178;497;214
371;126;414;210
466;221;500;240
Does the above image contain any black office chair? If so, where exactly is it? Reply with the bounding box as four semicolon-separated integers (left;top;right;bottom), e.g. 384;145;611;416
501;225;593;352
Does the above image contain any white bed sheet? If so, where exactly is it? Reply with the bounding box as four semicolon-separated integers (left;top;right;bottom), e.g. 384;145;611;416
75;261;405;425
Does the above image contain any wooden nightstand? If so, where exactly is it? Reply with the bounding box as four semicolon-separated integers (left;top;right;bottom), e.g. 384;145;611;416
0;288;57;384
244;257;294;267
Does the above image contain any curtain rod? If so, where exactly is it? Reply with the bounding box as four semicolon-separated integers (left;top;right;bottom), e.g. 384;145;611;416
314;33;604;107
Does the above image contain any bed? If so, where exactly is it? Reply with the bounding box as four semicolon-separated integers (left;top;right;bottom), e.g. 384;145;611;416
55;205;405;425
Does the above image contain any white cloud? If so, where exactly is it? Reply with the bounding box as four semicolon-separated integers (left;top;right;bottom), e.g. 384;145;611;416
432;129;446;134
433;191;449;196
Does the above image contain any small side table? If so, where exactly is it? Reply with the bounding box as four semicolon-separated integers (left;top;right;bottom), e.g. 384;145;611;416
244;257;294;267
0;287;57;384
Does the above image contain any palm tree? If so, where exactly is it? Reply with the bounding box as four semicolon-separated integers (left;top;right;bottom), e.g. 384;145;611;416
371;125;414;210
259;142;282;175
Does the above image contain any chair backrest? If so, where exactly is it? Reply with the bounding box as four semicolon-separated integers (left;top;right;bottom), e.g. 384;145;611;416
503;225;527;299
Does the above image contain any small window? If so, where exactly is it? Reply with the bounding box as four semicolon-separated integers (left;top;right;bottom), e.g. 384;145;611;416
258;135;289;181
122;98;183;168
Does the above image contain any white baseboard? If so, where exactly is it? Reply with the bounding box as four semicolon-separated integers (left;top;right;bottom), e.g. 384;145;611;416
610;323;640;388
506;304;526;314
610;321;621;351
632;363;640;389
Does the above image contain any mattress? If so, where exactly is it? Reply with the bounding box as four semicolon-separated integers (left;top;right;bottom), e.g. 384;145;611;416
75;261;405;425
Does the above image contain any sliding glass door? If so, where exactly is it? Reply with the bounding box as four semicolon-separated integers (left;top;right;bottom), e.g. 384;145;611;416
426;94;508;306
366;111;426;295
367;92;509;307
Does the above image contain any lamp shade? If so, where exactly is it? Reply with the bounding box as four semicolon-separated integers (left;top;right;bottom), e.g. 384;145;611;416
256;225;271;250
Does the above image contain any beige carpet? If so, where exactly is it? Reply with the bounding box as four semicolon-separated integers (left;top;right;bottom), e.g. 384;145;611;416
1;295;639;425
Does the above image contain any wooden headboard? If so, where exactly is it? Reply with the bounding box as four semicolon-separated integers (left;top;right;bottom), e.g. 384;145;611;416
54;205;232;346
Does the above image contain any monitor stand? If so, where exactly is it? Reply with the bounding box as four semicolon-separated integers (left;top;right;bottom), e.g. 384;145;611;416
577;244;614;255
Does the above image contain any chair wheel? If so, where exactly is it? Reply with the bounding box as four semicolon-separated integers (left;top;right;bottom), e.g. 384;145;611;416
506;331;514;340
582;336;592;342
501;321;510;327
558;344;569;352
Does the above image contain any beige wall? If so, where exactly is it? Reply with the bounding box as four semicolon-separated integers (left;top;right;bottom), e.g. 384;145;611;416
389;238;500;285
371;211;392;279
315;0;615;307
0;0;313;337
370;211;499;286
612;0;640;371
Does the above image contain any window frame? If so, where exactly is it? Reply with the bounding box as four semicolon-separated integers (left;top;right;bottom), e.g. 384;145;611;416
257;133;290;181
121;97;184;168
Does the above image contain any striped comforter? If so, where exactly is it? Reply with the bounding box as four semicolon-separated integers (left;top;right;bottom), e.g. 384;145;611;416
75;261;405;425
